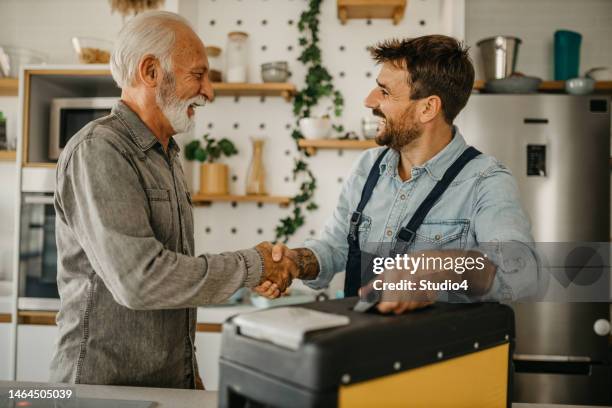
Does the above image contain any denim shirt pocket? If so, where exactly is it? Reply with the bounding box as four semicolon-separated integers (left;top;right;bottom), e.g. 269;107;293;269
145;188;174;245
413;219;470;250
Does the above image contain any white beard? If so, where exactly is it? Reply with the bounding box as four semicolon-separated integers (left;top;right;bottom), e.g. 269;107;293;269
156;72;207;134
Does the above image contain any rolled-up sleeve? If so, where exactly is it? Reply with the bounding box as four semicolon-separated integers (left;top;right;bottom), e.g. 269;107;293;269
57;137;261;310
471;164;539;301
301;179;351;289
301;163;366;289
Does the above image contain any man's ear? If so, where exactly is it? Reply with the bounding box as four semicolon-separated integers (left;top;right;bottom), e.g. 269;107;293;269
419;95;442;123
137;54;161;88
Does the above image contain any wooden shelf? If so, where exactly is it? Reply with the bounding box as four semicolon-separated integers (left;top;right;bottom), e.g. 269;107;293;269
212;82;295;101
473;80;612;92
338;0;407;25
0;150;16;161
17;311;57;325
298;139;377;155
0;78;295;100
0;77;18;96
191;193;291;207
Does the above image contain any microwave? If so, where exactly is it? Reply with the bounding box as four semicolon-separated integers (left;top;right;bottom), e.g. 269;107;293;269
48;97;117;160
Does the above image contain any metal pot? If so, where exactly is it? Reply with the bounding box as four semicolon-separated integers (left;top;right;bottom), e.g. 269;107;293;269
477;36;522;80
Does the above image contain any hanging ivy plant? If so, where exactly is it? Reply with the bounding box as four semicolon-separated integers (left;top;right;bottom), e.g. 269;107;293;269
274;0;345;243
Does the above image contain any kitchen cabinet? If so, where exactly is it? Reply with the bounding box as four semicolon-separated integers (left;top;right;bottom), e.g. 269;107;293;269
195;332;222;390
16;324;58;381
0;323;10;380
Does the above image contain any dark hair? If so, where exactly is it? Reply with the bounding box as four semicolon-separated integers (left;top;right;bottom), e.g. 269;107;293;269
370;35;474;124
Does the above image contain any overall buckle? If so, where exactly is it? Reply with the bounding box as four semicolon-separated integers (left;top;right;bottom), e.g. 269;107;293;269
392;228;415;256
349;212;362;241
397;227;416;245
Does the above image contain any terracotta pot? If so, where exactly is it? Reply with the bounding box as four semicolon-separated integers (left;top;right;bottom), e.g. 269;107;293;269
199;163;229;195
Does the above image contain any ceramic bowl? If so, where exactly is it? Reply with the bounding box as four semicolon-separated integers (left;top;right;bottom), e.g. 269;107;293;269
565;77;595;95
361;116;379;139
261;61;290;83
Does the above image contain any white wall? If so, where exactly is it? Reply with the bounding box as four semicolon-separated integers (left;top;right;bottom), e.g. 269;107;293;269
465;0;612;80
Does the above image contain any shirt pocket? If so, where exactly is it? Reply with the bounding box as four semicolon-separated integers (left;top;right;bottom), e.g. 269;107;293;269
145;188;174;245
413;219;470;250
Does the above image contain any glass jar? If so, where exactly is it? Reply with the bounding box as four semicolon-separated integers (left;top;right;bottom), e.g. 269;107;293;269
205;46;222;82
226;31;249;83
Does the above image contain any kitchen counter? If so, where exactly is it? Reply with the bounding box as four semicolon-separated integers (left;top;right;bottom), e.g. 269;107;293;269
1;381;610;408
0;295;257;328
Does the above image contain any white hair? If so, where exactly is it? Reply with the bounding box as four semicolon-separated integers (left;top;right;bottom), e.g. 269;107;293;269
111;11;192;88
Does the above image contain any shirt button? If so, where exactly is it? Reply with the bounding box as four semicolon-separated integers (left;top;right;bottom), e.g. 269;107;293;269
434;234;441;241
386;229;393;237
400;194;406;200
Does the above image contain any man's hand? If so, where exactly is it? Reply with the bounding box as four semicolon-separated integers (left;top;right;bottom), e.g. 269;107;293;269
361;264;436;315
253;243;320;299
255;242;299;294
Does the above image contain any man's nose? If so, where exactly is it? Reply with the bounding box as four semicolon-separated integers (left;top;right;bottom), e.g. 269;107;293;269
201;76;215;102
364;89;378;109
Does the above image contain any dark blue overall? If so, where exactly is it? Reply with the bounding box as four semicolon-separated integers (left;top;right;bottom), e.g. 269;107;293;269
344;146;482;297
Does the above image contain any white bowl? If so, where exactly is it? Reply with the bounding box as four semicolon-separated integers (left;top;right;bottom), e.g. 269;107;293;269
299;117;332;139
565;77;595;95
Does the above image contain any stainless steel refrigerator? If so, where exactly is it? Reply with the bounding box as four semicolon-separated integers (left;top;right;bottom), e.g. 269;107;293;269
456;94;611;405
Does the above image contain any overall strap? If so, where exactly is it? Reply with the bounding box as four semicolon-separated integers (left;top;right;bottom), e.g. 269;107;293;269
348;148;390;241
395;146;482;246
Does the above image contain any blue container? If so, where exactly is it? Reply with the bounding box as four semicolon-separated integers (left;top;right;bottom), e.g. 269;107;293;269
554;30;582;80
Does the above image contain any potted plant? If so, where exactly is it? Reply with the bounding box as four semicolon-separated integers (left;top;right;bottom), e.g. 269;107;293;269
185;134;238;195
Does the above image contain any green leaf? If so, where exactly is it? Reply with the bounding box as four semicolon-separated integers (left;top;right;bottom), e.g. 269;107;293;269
184;140;200;161
219;139;238;156
194;147;207;162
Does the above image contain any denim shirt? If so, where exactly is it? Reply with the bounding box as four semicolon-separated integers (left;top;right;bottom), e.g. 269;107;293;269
303;128;537;300
50;101;262;388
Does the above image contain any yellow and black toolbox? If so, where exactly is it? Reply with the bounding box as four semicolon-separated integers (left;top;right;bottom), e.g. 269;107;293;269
218;298;515;408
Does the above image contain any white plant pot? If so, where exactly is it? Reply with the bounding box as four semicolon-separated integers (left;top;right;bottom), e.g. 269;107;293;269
299;117;332;139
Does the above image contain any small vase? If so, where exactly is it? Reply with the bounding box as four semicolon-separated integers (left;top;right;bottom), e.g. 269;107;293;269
200;163;229;195
245;137;266;195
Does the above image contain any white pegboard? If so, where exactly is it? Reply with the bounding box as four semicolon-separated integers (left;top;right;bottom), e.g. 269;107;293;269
182;0;458;260
0;0;459;283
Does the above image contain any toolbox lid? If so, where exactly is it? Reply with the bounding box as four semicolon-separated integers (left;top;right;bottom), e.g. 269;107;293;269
220;298;514;392
233;307;350;350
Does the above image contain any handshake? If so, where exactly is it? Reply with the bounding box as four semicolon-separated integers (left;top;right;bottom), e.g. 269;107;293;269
253;242;318;299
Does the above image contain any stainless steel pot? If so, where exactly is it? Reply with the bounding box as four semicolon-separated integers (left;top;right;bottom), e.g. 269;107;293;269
477;36;522;80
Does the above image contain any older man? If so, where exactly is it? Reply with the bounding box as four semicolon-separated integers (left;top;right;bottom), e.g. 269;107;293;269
50;11;295;389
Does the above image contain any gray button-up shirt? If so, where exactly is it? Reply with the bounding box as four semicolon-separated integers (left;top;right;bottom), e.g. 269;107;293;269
50;101;262;388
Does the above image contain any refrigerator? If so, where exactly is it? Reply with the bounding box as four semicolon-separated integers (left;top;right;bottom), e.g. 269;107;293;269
456;94;612;405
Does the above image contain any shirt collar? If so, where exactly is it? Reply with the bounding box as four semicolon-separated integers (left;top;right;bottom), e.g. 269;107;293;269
112;100;180;157
379;126;468;181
